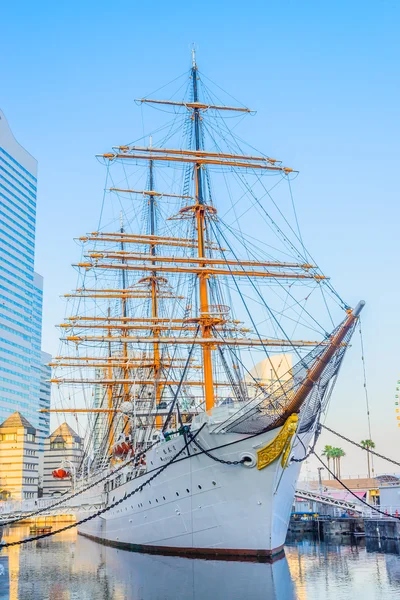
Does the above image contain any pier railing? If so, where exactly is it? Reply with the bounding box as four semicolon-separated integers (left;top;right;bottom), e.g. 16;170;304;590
295;483;400;519
0;494;104;523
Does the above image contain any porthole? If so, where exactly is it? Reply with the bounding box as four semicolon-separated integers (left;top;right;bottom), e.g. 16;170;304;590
163;496;166;500
198;485;202;490
186;488;190;493
156;498;159;503
163;449;167;455
149;500;151;505
176;491;179;496
212;481;216;486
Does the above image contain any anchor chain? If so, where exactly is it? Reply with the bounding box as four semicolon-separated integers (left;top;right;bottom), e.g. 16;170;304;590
188;433;246;465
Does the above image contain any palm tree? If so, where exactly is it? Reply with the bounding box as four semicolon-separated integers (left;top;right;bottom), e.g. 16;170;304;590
322;445;334;478
332;447;346;479
360;439;375;478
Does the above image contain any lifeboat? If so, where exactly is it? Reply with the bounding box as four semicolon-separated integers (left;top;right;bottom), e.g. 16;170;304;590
121;441;131;454
52;468;70;479
113;441;132;457
113;444;124;457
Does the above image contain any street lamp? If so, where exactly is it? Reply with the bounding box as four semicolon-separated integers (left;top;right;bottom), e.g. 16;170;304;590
84;455;93;482
317;467;324;494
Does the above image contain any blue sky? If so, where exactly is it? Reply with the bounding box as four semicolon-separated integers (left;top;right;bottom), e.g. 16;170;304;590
1;0;400;474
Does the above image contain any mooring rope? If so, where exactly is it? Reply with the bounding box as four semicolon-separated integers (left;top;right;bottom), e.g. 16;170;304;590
312;451;400;521
321;424;400;469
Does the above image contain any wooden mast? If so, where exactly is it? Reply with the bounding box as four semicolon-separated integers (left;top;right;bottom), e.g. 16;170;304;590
191;50;215;412
106;307;115;453
148;158;163;427
120;215;131;436
273;301;365;428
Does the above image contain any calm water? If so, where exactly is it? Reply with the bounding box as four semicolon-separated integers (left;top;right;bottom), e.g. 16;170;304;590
1;527;400;599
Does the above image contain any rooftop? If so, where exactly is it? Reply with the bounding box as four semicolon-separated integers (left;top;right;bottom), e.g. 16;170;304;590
49;422;81;443
315;477;379;491
0;411;36;433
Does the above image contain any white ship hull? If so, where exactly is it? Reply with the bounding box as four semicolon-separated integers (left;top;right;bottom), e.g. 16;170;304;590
78;422;311;560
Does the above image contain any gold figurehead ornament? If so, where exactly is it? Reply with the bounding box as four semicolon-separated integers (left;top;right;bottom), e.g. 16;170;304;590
256;414;299;470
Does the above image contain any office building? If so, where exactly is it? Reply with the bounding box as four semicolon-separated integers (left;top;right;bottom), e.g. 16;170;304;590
0;411;39;500
0;109;44;433
42;422;83;496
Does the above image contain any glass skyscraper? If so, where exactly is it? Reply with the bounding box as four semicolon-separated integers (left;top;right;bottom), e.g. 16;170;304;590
39;351;51;450
0;109;47;439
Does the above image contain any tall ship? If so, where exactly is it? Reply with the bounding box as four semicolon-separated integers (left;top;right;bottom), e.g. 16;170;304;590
47;52;363;559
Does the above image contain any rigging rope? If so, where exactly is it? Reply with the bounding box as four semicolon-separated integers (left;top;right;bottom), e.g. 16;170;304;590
313;451;400;520
162;326;200;431
292;421;400;517
219;216;330;338
210;218;307;367
321;424;400;469
359;319;374;456
204;110;348;311
291;424;322;463
287;176;307;261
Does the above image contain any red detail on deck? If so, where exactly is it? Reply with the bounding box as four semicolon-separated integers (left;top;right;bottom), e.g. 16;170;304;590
52;469;70;479
113;442;132;457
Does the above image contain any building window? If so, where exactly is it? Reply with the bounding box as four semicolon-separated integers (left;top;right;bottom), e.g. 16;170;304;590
0;433;17;441
50;441;66;449
26;433;35;442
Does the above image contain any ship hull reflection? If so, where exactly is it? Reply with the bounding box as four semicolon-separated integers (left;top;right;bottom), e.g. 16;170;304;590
77;534;296;600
